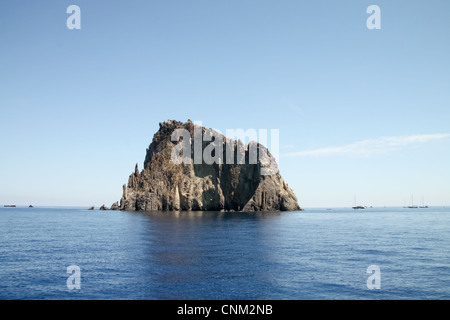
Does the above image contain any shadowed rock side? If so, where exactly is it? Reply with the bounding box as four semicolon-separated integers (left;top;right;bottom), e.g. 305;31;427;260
117;120;301;212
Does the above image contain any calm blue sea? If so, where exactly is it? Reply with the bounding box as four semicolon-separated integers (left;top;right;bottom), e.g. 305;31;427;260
0;206;449;300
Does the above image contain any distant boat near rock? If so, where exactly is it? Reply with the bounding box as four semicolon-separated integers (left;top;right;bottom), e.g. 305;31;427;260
352;197;367;210
4;205;16;208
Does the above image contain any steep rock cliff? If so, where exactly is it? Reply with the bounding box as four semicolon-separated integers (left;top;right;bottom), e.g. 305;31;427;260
118;120;301;212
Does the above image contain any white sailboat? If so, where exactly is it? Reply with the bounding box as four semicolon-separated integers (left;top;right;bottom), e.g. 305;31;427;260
419;196;428;208
407;195;418;208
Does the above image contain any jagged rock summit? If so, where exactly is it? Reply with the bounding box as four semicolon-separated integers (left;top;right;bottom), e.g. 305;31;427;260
117;120;301;212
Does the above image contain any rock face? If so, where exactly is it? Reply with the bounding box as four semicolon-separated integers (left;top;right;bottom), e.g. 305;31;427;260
110;202;120;211
117;120;301;212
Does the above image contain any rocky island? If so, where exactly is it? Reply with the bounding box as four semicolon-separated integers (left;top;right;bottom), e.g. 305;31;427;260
115;120;301;212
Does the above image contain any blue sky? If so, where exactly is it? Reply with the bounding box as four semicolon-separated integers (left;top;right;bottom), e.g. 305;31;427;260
1;0;449;207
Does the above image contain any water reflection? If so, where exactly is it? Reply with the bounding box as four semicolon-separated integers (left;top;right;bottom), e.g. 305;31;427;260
128;210;282;221
124;210;285;299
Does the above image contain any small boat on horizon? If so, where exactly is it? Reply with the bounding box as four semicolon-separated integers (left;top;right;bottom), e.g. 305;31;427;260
404;195;420;208
419;196;428;208
352;197;367;209
4;205;16;208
